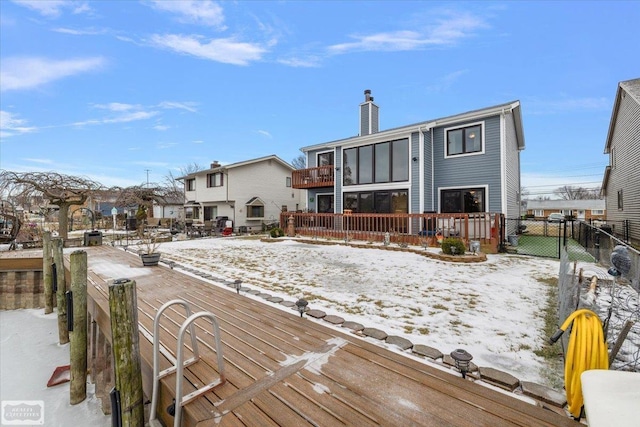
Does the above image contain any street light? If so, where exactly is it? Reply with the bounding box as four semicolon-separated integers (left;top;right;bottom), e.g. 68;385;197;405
450;349;473;378
295;298;308;318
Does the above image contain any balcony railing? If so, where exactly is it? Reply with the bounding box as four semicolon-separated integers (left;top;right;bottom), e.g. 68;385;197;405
292;166;334;189
280;212;504;253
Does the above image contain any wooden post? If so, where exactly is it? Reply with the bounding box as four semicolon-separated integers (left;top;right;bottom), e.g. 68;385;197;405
108;279;144;426
52;237;69;344
70;250;88;404
43;231;54;314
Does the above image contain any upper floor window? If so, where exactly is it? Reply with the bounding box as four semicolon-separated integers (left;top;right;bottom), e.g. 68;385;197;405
446;124;483;157
286;177;291;187
186;178;196;191
207;172;224;187
343;139;408;186
317;151;334;167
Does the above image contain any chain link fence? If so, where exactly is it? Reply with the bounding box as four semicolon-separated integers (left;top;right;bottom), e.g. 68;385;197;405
557;232;639;372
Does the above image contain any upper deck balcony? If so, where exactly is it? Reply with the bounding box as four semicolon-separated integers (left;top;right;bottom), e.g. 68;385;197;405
292;165;334;189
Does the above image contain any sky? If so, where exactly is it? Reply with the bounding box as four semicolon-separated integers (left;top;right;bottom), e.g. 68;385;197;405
1;1;639;198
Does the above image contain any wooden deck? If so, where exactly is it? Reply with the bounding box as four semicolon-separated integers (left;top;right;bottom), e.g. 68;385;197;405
76;245;577;427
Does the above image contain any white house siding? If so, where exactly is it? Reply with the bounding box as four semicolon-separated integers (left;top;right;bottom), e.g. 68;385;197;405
229;160;303;227
605;86;640;244
432;115;503;213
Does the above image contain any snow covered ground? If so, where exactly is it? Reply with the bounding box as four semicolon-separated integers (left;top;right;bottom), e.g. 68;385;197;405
0;309;111;426
153;236;563;388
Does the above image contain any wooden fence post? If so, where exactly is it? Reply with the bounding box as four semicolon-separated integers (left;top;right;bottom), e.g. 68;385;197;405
70;250;88;404
43;231;54;314
108;279;144;427
52;237;69;344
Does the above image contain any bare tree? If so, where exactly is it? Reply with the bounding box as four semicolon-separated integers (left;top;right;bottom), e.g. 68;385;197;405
554;185;602;200
291;154;306;169
0;170;104;240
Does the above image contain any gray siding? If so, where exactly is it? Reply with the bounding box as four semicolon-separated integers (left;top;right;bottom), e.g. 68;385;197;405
335;148;343;212
410;131;420;213
605;89;640;243
432;115;503;212
505;110;521;219
360;104;370;136
423;129;434;211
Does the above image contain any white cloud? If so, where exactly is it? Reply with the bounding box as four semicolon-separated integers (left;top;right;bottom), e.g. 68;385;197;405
93;102;140;112
0;110;37;139
149;34;266;65
0;56;105;91
22;158;53;164
154;124;170;131
526;97;611;115
277;56;322;68
426;70;469;92
147;0;225;29
257;130;272;139
328;12;487;54
12;0;91;17
159;101;198;113
52;27;106;36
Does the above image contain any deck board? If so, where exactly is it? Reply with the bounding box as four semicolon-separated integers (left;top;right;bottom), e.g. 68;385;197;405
53;245;579;427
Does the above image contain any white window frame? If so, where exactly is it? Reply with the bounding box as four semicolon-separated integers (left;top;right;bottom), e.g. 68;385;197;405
443;121;485;159
591;209;604;215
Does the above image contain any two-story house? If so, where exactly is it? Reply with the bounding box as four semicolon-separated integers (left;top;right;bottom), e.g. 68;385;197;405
602;78;640;245
293;90;525;235
180;155;304;231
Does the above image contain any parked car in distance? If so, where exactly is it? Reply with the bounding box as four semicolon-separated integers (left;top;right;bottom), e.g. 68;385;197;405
548;213;565;222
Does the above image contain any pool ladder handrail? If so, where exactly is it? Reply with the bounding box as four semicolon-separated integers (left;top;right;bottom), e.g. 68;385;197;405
148;299;226;427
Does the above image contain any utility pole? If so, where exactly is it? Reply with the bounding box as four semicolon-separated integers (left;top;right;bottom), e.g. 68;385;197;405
145;169;150;188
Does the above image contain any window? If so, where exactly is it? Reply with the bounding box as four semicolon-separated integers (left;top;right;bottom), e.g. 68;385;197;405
281;205;287;212
286;176;291;187
186;178;195;191
207;173;223;187
317;152;334;166
446;124;482;157
534;209;544;217
618;189;623;210
591;209;604;215
246;197;265;218
343;190;408;213
343;139;408;186
248;206;264;218
440;188;485;213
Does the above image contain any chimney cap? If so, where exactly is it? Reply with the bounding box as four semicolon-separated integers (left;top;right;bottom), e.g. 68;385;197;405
364;89;371;94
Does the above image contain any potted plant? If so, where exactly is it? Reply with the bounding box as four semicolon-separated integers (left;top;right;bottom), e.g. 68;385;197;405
138;230;161;266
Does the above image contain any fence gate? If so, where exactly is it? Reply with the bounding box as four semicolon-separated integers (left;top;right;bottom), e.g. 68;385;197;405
506;218;568;259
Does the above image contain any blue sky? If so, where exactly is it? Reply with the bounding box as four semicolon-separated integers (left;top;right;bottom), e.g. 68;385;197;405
1;1;638;197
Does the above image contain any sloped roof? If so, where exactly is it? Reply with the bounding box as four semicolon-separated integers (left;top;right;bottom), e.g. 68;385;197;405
300;100;524;152
178;155;294;180
604;77;640;153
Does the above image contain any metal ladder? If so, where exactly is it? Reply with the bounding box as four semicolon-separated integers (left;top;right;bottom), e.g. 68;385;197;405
149;299;226;427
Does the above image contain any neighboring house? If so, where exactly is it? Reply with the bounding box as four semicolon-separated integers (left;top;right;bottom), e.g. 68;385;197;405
602;78;640;245
293;90;525;234
180;155;304;230
524;199;606;221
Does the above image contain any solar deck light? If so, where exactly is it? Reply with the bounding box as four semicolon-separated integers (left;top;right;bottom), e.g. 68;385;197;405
450;349;473;378
295;298;308;318
450;246;459;256
234;279;242;294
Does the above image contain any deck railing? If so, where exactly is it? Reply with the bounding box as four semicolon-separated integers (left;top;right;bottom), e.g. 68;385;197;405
280;212;503;253
291;165;334;189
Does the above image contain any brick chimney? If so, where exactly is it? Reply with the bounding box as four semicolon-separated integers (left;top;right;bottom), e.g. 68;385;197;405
211;161;220;169
359;89;379;136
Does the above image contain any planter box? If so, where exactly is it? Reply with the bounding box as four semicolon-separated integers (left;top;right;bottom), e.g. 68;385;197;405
140;253;161;267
